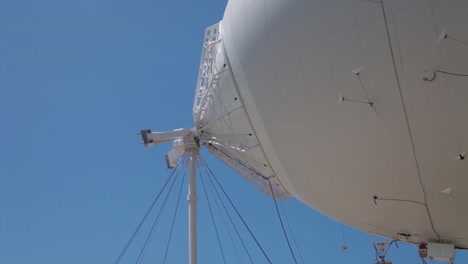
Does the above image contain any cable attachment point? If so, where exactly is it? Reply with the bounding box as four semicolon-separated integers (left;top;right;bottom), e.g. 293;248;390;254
423;69;468;82
338;92;375;107
339;67;375;108
423;70;436;82
350;67;364;75
437;27;448;43
454;151;466;160
437;27;468;46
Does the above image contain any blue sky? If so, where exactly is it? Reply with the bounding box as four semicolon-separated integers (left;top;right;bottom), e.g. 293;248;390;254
1;1;467;263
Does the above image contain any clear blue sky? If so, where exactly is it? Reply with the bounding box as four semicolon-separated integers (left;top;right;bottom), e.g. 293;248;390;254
1;1;467;263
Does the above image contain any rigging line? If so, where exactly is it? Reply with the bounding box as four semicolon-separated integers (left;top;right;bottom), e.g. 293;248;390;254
211;95;239;124
342;98;372;105
204;144;270;181
114;156;185;264
436;70;468;77
374;196;426;206
206;142;271;173
199;88;265;170
199;160;246;264
229;151;269;168
341;224;345;244
279;201;305;263
199;104;243;132
136;167;182;264
268;181;298;264
198;159;253;264
444;37;468;46
200;66;237;128
369;234;379;262
379;0;440;239
163;167;186;264
362;0;382;3
136;156;187;264
424;70;468;81
213;110;249;145
205;108;246;150
340;223;347;250
201;111;238;146
198;93;232;131
136;169;181;264
200;156;272;264
199;161;227;264
385;240;398;255
355;71;413;161
205;140;258;155
209;132;256;138
219;39;282;186
356;74;374;107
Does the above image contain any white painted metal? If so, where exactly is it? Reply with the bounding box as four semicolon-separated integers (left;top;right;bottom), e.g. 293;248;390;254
140;129;199;263
187;146;199;264
193;23;223;125
427;242;455;263
140;128;193;147
194;0;468;249
193;22;290;200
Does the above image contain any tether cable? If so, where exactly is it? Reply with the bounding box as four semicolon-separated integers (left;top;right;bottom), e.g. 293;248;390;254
199;162;227;264
114;157;185;264
200;156;272;264
136;158;185;264
163;169;186;264
199;160;252;264
269;181;298;264
280;201;305;263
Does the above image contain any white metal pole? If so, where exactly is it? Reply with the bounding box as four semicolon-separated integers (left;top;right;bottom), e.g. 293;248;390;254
187;147;198;264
